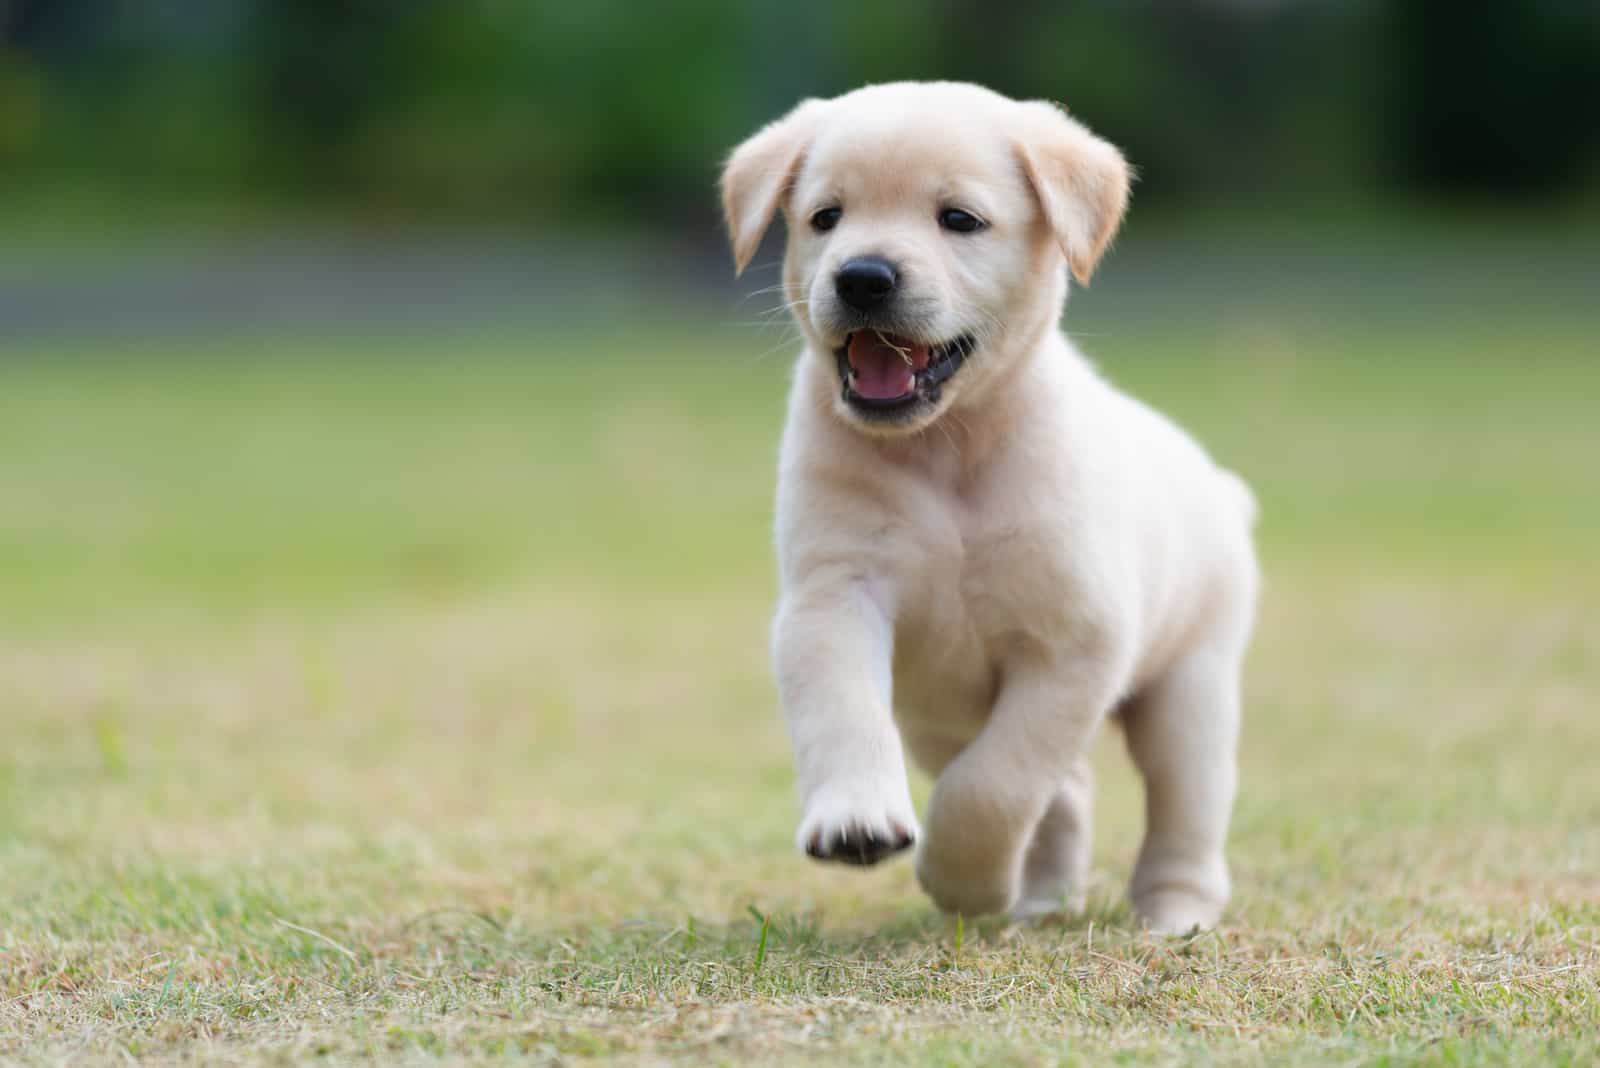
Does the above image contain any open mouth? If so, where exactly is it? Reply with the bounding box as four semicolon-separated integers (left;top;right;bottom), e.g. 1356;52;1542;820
834;331;976;415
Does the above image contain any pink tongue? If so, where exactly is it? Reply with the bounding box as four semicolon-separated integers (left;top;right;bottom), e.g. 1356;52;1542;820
847;334;930;400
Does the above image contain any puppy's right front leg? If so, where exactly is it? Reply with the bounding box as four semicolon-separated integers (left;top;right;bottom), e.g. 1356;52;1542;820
773;583;917;866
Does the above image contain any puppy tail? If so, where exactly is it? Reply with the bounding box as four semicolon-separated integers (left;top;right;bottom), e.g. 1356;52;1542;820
1219;469;1258;528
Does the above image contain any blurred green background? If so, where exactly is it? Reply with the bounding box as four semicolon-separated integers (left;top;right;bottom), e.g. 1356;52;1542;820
4;0;1599;223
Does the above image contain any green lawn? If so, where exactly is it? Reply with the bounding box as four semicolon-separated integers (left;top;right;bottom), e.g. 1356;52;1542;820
2;315;1597;1064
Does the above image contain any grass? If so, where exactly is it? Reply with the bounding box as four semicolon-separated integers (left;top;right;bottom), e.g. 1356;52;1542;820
1;303;1598;1064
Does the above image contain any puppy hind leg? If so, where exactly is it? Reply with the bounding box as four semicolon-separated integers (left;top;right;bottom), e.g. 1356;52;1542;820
1121;645;1242;933
1012;756;1094;919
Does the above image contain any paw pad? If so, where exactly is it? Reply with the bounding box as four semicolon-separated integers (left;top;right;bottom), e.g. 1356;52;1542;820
805;823;915;866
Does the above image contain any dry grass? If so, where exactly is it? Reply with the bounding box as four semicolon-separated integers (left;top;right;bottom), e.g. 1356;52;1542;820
1;322;1597;1064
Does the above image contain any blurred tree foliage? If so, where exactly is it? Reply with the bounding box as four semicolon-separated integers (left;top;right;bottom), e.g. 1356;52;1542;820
0;0;1595;226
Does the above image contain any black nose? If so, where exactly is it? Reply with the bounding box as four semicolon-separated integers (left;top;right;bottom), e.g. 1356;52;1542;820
835;256;899;311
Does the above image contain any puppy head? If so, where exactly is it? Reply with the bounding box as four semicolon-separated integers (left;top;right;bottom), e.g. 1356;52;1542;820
721;82;1130;435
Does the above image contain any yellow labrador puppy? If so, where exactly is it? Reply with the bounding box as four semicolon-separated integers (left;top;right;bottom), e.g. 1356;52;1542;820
721;82;1258;932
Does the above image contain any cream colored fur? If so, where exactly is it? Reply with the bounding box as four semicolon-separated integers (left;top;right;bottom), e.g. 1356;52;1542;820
721;82;1259;932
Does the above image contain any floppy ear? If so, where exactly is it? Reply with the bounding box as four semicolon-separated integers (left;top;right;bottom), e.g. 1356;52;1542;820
719;99;827;276
1013;102;1131;285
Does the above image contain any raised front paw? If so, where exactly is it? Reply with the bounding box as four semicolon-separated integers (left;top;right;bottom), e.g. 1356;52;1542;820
797;783;918;867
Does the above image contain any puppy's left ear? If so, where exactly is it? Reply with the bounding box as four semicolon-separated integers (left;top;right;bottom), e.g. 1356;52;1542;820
720;98;828;276
1013;102;1132;285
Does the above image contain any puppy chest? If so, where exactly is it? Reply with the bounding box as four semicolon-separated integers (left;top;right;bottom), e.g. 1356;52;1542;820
891;606;995;735
889;522;1075;724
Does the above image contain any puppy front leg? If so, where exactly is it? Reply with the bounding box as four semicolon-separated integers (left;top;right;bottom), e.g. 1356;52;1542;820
773;583;917;866
916;661;1117;915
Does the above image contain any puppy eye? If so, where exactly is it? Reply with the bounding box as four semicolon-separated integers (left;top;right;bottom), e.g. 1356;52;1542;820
811;207;842;232
939;208;985;233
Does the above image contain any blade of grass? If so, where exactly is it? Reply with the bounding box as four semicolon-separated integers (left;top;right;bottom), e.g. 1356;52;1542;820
747;906;771;971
